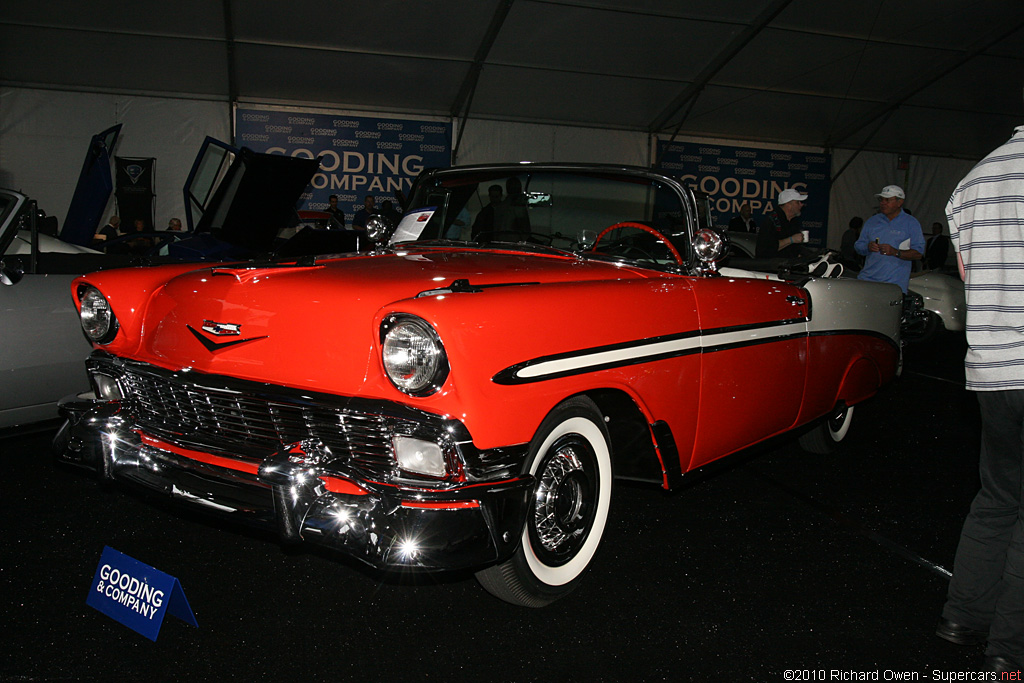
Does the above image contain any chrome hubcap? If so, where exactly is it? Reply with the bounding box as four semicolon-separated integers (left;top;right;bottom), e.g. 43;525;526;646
828;405;848;434
533;444;591;555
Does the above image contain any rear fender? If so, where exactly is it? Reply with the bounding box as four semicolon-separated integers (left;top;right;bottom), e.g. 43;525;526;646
836;356;882;407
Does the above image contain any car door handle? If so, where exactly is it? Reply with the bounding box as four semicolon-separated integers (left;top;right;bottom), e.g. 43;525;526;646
787;295;806;306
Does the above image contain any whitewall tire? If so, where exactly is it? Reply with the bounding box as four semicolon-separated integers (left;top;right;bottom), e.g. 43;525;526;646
798;403;855;454
476;396;612;607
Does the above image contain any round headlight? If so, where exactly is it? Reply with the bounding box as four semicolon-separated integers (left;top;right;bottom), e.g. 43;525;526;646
79;285;118;344
381;316;449;396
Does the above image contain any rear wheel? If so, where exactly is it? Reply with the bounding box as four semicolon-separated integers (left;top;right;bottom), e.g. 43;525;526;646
798;403;855;454
476;397;612;607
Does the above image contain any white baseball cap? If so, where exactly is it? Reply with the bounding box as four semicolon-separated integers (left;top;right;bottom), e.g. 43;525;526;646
876;185;905;199
778;188;808;204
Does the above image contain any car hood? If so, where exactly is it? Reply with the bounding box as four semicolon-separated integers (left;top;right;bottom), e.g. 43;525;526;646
88;248;655;394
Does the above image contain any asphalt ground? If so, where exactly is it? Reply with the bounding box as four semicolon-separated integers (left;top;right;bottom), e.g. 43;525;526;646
0;331;995;682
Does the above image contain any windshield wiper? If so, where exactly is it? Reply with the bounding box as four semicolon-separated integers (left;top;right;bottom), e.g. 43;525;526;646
416;278;541;298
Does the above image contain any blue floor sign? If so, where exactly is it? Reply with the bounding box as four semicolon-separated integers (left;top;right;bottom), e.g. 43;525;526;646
86;546;198;641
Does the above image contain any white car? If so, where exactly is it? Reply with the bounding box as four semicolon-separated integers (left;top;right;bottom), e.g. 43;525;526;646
906;269;966;334
724;230;964;339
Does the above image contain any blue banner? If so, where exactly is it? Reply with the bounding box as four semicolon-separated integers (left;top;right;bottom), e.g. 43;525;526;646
657;140;831;245
235;107;452;218
86;546;197;641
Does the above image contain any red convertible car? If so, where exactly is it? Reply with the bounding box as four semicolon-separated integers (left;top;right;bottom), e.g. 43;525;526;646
55;164;902;606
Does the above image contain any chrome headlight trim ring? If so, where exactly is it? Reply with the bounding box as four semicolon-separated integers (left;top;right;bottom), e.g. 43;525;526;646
380;314;450;397
78;285;119;345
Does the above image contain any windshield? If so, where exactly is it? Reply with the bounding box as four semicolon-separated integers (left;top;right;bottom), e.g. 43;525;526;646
0;190;28;256
399;169;693;263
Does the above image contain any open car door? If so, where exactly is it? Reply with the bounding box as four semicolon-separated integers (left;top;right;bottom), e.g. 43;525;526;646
60;124;122;247
182;137;322;255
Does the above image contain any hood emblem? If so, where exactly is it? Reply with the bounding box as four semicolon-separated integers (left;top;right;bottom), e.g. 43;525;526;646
203;320;241;336
187;324;268;353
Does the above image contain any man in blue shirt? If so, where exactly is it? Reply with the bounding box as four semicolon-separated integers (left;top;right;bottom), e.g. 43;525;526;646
854;185;925;293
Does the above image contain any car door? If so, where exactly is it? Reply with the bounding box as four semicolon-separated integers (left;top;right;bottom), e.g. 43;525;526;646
0;187;110;427
687;275;809;468
0;268;92;427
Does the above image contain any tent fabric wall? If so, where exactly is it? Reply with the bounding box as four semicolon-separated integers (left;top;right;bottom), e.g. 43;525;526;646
827;149;976;255
454;119;650;167
1;86;988;253
0;87;230;232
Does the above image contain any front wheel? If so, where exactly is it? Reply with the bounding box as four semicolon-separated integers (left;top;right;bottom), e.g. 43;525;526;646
476;397;612;607
798;403;855;454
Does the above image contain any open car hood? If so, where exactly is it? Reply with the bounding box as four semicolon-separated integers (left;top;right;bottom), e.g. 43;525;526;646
183;138;321;253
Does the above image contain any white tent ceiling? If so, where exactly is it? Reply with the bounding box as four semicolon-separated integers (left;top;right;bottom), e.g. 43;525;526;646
2;0;1023;161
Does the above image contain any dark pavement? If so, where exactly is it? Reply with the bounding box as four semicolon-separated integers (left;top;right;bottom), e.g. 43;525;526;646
0;332;995;681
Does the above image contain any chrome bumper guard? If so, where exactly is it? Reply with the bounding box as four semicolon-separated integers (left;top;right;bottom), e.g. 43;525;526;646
55;394;532;571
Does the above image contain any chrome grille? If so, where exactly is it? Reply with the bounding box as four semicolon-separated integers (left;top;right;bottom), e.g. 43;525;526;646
118;368;400;473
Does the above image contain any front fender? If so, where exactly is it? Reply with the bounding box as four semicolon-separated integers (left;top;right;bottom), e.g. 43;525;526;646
373;276;700;451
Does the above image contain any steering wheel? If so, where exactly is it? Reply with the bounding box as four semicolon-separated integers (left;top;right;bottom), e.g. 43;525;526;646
590;222;685;265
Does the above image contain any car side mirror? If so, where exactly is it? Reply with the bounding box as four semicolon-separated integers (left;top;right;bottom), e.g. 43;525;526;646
0;259;24;286
364;214;395;245
576;229;597;250
692;228;725;275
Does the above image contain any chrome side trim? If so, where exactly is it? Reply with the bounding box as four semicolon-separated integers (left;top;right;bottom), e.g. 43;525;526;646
493;318;809;385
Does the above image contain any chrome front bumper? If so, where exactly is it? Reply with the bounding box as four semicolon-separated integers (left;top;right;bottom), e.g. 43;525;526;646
55;394;532;571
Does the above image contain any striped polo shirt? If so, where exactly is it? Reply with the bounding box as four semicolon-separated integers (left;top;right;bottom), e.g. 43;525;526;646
946;125;1024;391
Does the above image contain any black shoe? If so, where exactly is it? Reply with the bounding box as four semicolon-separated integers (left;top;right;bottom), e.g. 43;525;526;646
982;655;1021;673
935;617;988;646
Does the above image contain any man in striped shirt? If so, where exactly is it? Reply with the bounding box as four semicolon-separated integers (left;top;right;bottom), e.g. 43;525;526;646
936;125;1024;674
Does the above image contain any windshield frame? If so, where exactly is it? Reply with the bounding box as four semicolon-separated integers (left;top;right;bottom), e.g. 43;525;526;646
401;163;699;272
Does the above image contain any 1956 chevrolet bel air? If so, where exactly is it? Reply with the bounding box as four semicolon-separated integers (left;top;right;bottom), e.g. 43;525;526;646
55;163;902;606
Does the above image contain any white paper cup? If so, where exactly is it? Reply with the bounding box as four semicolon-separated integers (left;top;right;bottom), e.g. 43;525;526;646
801;230;810;243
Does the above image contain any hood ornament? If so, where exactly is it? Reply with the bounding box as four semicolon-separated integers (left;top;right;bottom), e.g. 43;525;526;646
188;321;267;353
202;320;241;336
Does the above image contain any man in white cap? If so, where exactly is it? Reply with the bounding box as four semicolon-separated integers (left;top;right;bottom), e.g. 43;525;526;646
755;187;808;258
854;185;924;293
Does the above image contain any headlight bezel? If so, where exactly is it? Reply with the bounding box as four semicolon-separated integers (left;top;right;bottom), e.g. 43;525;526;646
379;314;450;397
77;284;119;345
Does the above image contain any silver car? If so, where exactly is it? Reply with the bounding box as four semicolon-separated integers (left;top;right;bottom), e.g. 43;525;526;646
0;189;98;428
